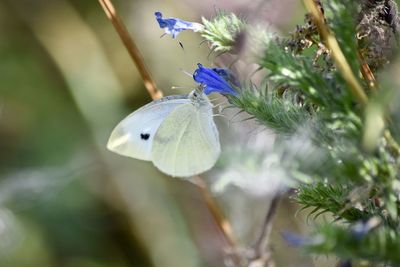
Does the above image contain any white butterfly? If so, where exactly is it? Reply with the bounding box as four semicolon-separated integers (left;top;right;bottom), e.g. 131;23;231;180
107;88;221;177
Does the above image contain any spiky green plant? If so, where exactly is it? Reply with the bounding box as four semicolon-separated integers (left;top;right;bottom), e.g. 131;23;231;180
201;0;400;265
201;12;246;52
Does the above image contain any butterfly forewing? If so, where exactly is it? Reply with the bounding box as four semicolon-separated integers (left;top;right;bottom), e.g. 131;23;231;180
107;97;190;160
151;103;220;177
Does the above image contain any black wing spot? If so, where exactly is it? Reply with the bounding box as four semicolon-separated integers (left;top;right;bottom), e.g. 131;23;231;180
179;41;184;50
140;133;150;140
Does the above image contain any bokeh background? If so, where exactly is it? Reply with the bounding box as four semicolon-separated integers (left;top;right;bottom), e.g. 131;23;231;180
0;1;335;266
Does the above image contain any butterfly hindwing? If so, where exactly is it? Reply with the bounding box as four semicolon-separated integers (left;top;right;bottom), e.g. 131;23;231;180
151;103;220;177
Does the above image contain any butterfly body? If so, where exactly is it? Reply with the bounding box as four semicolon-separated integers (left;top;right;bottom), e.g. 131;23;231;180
107;89;220;177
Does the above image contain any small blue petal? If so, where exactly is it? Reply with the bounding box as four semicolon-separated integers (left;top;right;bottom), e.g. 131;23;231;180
339;260;352;267
193;64;238;96
351;222;368;240
281;231;310;247
351;222;372;240
350;217;380;240
155;11;203;39
282;231;325;247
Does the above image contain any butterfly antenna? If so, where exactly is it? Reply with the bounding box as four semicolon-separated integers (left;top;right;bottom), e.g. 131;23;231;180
209;98;220;103
159;33;167;38
179;68;194;78
171;86;194;91
212;101;228;110
209;97;227;104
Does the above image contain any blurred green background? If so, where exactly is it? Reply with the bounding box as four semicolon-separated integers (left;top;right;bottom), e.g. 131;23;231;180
0;1;335;266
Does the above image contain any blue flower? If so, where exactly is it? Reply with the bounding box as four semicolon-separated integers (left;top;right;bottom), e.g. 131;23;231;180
193;64;238;96
211;67;241;87
155;12;204;39
281;231;311;247
339;260;352;267
281;231;324;247
350;217;381;240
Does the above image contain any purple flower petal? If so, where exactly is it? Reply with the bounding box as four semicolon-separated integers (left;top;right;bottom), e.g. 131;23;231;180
193;64;238;96
212;67;241;87
281;231;311;247
155;11;203;39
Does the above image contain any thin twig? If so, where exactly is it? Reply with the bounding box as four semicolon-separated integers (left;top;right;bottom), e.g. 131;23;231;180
191;177;244;267
98;0;162;100
251;195;280;261
303;0;369;106
98;0;239;264
192;176;236;246
384;130;400;157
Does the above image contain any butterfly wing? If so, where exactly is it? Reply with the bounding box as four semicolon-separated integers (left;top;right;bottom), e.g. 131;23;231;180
107;96;190;160
151;103;221;177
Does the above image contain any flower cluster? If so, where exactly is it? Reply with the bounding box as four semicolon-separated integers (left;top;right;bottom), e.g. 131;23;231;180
155;12;239;96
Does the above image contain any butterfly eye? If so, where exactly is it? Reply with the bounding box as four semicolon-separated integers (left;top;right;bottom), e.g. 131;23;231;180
140;133;150;140
193;92;198;97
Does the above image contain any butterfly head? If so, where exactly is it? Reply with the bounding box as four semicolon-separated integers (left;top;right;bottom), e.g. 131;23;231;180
188;86;211;108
